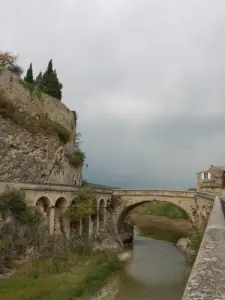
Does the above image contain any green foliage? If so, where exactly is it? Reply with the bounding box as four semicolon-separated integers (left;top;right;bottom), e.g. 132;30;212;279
35;72;43;88
82;179;89;186
0;188;43;269
0;252;122;300
187;230;204;264
41;60;62;100
133;202;189;219
7;64;23;76
0;89;70;143
66;189;96;220
72;254;122;297
0;188;27;222
69;150;85;168
24;63;34;84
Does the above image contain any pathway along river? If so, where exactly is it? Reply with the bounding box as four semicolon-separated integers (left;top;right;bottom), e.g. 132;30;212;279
117;235;190;300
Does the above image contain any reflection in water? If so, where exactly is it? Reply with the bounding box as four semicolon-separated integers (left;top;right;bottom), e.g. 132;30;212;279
117;236;189;300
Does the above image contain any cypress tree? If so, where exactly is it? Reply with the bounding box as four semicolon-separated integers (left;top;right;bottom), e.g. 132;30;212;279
41;60;62;100
35;72;43;88
24;63;34;84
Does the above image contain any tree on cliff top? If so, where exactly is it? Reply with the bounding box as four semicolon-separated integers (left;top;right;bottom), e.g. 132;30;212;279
24;63;34;84
41;59;62;100
35;72;43;88
0;51;17;68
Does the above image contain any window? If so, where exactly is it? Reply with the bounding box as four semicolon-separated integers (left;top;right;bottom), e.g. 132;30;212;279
201;172;211;180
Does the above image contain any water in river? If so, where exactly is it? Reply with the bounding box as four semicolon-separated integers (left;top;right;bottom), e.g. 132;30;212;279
117;236;189;300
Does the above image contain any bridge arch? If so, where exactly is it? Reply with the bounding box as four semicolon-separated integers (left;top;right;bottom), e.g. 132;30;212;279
116;197;195;233
36;196;51;214
54;197;68;235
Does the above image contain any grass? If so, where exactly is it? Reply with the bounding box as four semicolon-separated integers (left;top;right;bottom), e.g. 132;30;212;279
131;202;192;243
0;252;122;300
0;89;71;143
132;202;189;219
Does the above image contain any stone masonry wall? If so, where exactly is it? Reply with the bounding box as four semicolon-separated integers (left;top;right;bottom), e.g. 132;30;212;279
181;196;225;300
0;71;82;185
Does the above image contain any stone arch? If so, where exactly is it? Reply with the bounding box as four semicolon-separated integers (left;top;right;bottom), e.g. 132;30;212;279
116;199;194;233
36;196;51;214
99;199;106;229
54;197;68;236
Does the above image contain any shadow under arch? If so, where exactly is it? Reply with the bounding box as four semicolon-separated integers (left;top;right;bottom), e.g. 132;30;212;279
55;197;68;235
70;198;82;235
36;196;51;214
116;200;192;233
99;199;105;227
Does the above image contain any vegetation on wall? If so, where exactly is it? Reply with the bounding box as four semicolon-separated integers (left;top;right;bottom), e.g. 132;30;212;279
0;51;23;76
0;89;71;143
0;188;42;269
69;150;85;168
67;132;86;168
66;189;96;221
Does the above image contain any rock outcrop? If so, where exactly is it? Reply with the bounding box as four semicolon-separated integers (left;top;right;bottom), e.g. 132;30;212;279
0;71;82;185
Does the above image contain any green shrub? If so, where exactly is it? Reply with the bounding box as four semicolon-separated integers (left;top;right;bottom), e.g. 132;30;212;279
187;230;204;264
69;150;85;168
66;189;96;220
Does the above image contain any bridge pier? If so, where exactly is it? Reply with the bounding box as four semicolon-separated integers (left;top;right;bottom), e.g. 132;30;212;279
48;206;55;236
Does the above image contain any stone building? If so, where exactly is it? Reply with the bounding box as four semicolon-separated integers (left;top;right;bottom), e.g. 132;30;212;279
197;165;225;195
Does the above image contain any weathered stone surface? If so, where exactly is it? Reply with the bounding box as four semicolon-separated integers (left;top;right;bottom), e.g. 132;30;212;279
182;197;225;300
0;71;82;185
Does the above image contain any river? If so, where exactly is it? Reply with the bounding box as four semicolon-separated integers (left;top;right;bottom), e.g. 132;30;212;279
116;236;189;300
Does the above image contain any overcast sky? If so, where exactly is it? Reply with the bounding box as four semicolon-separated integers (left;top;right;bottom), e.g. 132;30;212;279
2;0;225;189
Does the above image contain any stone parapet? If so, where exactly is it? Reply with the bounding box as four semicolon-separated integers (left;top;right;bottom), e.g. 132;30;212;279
182;196;225;300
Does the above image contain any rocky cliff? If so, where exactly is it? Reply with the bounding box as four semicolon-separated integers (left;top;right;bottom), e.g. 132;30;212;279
0;70;82;185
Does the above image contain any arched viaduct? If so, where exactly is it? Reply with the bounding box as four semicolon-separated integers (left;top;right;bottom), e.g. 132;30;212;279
0;181;213;239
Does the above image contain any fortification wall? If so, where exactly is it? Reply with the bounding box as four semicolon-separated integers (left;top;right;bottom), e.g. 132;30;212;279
0;71;82;185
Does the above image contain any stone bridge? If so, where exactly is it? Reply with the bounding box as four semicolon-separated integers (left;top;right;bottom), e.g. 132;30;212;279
0;181;213;238
113;189;213;231
0;180;224;299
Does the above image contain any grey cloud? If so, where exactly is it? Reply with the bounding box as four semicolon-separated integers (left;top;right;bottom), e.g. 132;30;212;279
2;0;225;188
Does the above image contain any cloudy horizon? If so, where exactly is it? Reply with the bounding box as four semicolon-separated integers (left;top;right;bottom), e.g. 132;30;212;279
2;0;225;189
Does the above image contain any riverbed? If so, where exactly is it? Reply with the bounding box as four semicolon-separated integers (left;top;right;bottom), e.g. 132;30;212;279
116;236;189;300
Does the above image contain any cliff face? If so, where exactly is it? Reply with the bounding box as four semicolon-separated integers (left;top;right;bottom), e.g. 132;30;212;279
0;71;82;185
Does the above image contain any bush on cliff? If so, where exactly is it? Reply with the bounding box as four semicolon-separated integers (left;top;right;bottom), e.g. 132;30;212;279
69;150;85;168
